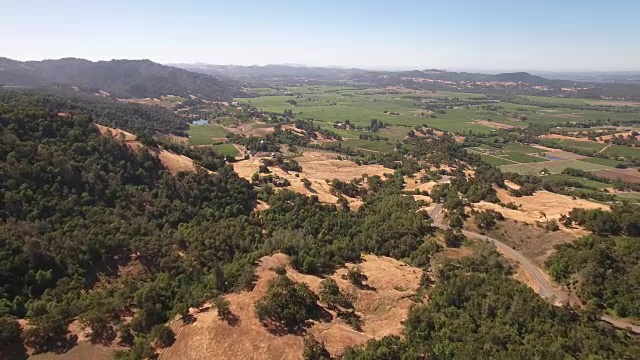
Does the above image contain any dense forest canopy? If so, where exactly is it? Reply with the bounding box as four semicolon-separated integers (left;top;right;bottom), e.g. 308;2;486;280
0;89;189;135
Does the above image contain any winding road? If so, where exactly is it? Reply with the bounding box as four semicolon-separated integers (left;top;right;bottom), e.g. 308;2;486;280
428;204;640;334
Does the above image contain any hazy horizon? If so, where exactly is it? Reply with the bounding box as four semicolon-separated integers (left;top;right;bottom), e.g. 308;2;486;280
3;0;640;72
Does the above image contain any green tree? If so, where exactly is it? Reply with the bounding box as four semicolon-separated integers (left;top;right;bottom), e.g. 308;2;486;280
255;275;319;332
151;325;175;348
0;316;22;346
303;334;332;360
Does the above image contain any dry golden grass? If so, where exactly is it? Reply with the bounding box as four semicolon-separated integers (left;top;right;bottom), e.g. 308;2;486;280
226;123;275;137
95;124;137;141
150;148;197;175
473;187;609;230
160;253;422;360
233;150;392;208
97;124;203;175
474;120;515;129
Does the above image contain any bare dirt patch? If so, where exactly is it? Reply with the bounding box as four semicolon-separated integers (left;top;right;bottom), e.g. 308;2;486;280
226;122;275;137
469;219;579;267
474;120;515;129
431;129;465;143
539;134;594;142
551;113;582;119
595;132;640;143
592;169;640;183
161;253;423;360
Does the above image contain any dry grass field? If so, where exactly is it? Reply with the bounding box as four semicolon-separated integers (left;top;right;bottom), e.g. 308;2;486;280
233;150;392;208
473;187;609;226
159;253;423;360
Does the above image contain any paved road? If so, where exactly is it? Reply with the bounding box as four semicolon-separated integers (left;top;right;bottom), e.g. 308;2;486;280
428;204;640;334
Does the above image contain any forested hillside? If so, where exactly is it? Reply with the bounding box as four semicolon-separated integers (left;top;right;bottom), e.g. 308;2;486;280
343;246;640;359
0;106;256;357
0;89;188;135
0;57;241;100
0;100;638;359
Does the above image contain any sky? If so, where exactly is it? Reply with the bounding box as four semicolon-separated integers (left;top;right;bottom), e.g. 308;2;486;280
2;0;639;72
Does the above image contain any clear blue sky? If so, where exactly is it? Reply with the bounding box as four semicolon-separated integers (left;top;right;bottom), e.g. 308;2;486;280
2;0;639;71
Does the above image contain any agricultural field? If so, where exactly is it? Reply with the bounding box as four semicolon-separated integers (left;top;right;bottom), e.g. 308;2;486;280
212;143;240;157
468;145;549;166
544;174;611;189
500;159;612;175
580;157;630;167
236;86;640;137
340;139;397;153
187;123;231;145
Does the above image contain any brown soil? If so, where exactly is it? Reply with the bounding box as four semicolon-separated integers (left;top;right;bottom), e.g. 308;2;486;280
551;113;582;119
281;124;306;136
431;129;465;143
474;120;515;129
403;175;441;193
471;219;579;267
160;253;423;360
596;132;640;143
539;134;594;142
592;169;640;183
226;123;275;137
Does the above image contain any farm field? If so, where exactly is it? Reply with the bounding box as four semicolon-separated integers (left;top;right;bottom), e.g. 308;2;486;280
341;139;397;153
544;174;611;189
187;123;230;145
212;143;240;157
500;159;612;175
236;86;640;139
468;145;548;165
580;157;630;167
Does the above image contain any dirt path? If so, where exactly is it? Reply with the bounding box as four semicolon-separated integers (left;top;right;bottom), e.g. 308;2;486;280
598;144;612;154
428;204;640;334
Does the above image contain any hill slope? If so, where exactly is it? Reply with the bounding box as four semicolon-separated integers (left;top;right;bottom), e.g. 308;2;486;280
0;57;241;100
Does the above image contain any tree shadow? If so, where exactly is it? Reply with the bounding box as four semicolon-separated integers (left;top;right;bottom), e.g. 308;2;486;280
181;313;197;325
28;333;78;355
355;283;377;292
261;306;333;337
220;312;241;327
0;342;28;360
89;325;117;346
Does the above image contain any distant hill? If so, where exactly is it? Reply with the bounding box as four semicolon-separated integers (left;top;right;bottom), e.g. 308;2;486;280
172;63;367;84
0;57;242;100
174;63;562;87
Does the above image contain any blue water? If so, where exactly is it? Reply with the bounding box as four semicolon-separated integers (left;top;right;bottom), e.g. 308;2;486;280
191;119;208;125
545;154;565;160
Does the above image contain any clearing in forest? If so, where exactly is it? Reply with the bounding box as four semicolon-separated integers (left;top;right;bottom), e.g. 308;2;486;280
160;253;423;360
233;150;392;208
473;187;609;225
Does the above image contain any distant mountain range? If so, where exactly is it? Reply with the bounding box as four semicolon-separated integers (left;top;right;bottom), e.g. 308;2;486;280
0;58;242;100
172;63;567;87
